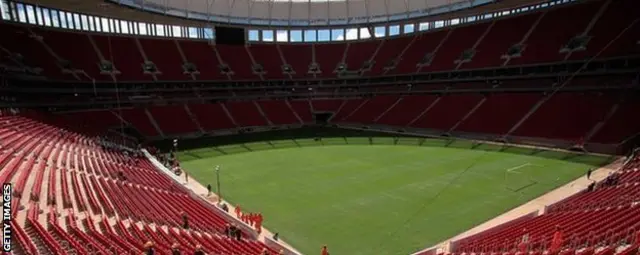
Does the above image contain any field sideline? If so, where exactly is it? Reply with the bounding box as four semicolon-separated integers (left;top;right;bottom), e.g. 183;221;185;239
179;136;609;255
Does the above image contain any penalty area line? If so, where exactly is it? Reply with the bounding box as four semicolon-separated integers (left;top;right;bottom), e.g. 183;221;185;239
506;163;532;174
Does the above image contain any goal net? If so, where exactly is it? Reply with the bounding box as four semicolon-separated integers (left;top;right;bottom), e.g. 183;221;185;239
504;163;538;192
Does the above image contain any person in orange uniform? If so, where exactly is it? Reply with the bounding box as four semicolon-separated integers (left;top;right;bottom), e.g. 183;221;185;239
255;214;263;234
235;205;242;217
517;228;530;254
321;245;329;255
549;225;564;255
248;213;255;226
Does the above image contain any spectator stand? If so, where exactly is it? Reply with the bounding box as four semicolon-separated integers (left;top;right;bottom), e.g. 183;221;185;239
141;148;303;255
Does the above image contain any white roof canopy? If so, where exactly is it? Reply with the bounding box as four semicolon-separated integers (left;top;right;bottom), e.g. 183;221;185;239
110;0;490;26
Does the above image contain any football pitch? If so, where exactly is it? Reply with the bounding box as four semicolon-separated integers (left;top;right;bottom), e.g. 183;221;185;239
178;136;609;255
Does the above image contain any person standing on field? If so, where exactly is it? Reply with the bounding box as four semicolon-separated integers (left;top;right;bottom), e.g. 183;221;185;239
207;184;212;196
321;245;329;255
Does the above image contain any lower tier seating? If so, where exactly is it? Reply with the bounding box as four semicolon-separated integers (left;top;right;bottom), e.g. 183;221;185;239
1;111;276;255
453;152;640;255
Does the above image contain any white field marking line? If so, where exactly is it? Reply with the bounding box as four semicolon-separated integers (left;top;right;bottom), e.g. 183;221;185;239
381;191;410;202
506;163;532;174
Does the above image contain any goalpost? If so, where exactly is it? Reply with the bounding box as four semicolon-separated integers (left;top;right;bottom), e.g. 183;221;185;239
503;163;538;193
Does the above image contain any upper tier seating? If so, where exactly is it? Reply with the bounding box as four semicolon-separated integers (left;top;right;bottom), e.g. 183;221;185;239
344;41;380;73
139;38;188;80
2;0;637;82
248;44;286;80
279;44;313;79
0;24;69;80
216;44;255;80
33;28;110;81
569;0;640;60
424;22;492;72
508;0;602;65
459;13;540;69
394;30;448;74
315;43;347;78
369;36;412;75
177;40;227;80
93;35;152;81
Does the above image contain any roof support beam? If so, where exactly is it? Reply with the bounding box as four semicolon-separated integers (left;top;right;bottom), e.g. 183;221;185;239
207;0;218;23
383;0;390;22
404;0;410;19
248;0;254;24
326;0;330;25
307;0;311;25
287;0;292;26
267;0;274;26
228;0;237;22
346;0;350;24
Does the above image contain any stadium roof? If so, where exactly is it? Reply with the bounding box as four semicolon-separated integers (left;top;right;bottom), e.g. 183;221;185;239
107;0;495;26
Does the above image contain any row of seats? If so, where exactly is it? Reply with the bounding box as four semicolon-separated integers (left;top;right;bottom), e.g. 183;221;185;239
452;153;640;255
0;111;276;254
58;89;640;144
18;201;274;255
548;182;640;212
2;0;638;81
59;100;316;137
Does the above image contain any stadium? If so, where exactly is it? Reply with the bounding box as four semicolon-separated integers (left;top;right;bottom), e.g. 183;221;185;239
0;0;639;254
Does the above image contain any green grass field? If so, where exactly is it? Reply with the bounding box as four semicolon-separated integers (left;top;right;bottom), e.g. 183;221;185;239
179;136;609;255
